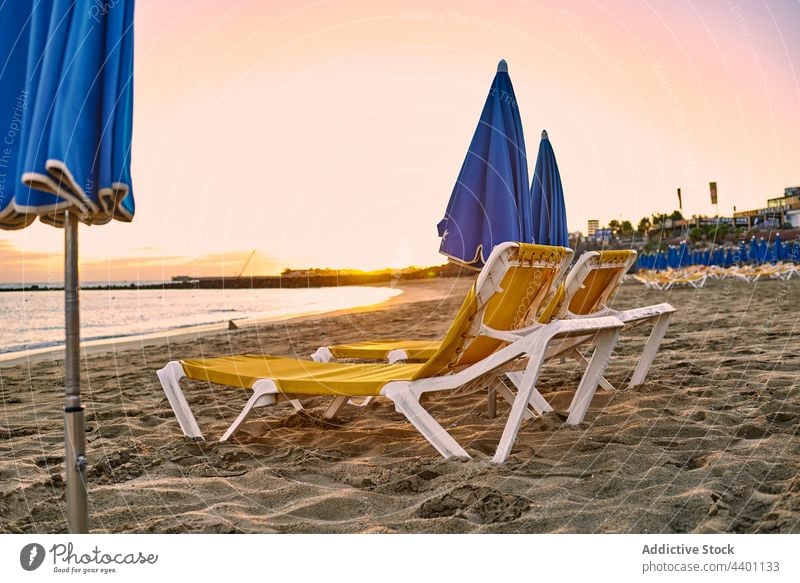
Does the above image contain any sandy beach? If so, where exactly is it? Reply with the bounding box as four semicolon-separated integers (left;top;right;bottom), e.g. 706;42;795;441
0;276;798;534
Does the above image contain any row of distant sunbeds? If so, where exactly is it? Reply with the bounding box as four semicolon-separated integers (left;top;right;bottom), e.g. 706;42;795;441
157;243;675;463
633;262;799;290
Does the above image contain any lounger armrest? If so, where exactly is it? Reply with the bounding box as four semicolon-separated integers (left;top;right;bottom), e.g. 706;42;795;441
478;314;624;345
476;324;533;343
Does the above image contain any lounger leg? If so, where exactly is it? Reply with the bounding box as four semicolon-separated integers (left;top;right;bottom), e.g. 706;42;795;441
323;395;350;420
505;371;551;416
628;312;673;388
496;381;519;409
485;377;534;419
220;384;278;442
568;349;616;392
311;347;334;362
487;380;497;419
157;361;204;439
387;349;410;363
383;383;470;459
311;348;374;407
347;396;374;407
565;329;620;425
492;348;548;464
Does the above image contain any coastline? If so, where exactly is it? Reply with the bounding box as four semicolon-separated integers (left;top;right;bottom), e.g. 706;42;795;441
0;278;467;368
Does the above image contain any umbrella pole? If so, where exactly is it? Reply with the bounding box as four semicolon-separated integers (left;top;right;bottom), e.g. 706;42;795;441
64;211;88;533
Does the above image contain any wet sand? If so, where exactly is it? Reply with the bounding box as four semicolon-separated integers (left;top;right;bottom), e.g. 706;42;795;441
1;276;798;533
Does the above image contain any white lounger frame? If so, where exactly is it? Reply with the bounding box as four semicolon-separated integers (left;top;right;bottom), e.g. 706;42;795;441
490;303;674;419
545;250;675;391
157;316;623;463
488;250;675;417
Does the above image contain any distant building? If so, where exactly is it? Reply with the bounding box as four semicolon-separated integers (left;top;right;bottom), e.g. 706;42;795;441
587;219;599;237
734;185;800;228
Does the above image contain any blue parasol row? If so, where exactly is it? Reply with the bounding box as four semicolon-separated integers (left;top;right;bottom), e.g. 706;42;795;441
637;236;798;270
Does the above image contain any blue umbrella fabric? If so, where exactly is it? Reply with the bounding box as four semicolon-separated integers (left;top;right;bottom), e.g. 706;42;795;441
758;238;769;264
678;241;689;267
0;0;135;229
656;250;667;271
667;246;679;269
530;130;569;247
437;59;531;269
724;247;734;268
739;240;748;263
773;233;784;262
718;247;725;267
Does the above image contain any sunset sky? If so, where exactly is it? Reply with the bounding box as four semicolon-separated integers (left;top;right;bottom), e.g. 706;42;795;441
2;0;799;282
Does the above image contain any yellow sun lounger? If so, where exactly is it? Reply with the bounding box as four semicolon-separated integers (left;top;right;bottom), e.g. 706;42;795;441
501;250;674;413
314;250;675;399
157;242;625;462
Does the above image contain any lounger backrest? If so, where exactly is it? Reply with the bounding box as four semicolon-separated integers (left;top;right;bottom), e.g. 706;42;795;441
412;242;573;378
538;250;637;322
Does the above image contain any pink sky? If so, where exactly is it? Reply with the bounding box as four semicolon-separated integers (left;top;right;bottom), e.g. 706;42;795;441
2;0;799;282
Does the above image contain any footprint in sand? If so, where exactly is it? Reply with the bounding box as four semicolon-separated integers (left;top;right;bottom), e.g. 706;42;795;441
416;485;529;524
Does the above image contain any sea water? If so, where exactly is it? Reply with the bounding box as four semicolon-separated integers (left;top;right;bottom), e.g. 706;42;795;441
0;285;402;355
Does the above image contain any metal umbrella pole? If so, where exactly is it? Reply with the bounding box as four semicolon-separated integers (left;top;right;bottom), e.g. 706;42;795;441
64;210;88;533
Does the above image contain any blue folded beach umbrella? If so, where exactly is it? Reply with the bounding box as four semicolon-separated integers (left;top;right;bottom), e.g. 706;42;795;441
750;237;759;263
724;247;734;267
656;250;668;271
713;246;724;267
0;0;135;532
530;130;569;247
739;240;748;263
788;238;800;263
759;238;769;264
667;246;678;269
773;233;784;262
643;251;653;270
438;60;531;269
678;241;689;267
